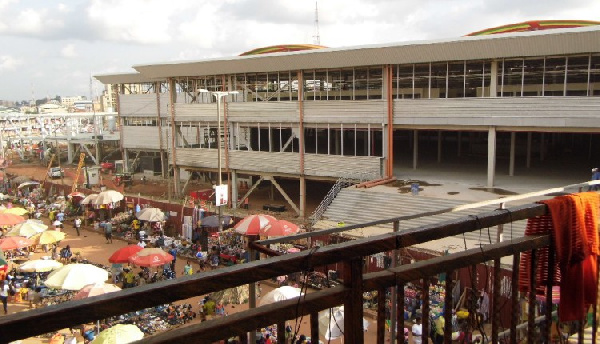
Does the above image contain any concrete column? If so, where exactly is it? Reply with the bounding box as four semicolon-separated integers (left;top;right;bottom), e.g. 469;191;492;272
487;127;497;187
437;130;442;163
526;132;532;168
231;170;238;209
67;142;73;164
123;149;129;172
413;130;419;170
95;142;102;166
509;132;516;177
299;176;306;218
490;61;498;97
540;133;545;161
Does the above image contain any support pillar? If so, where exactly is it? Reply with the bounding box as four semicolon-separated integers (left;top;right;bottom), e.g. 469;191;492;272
123;149;129;173
487;127;497;188
95;142;102;166
231;170;238;209
299;176;306;218
412;130;418;170
526;132;532;168
437;130;442;163
509;132;516;177
67;142;73;164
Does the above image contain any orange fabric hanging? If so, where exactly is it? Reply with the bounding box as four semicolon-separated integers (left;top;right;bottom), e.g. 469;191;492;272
519;192;599;322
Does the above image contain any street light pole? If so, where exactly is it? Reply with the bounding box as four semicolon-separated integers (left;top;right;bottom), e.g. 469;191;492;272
199;90;238;233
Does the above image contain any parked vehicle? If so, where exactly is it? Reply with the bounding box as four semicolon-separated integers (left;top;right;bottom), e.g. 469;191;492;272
47;167;64;178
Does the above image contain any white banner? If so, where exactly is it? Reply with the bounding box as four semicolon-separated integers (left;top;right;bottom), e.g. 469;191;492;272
215;184;228;207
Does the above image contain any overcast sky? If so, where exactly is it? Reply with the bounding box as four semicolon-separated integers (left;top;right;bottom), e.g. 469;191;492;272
1;0;599;102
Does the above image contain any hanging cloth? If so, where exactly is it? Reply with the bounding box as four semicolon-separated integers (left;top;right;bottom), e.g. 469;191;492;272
519;192;599;322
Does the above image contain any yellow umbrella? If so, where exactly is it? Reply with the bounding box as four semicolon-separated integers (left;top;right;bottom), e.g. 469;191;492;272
44;263;109;290
1;207;28;216
91;324;144;344
32;231;66;245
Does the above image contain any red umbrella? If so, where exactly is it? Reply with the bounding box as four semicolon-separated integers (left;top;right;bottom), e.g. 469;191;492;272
0;213;25;226
234;214;278;236
108;245;144;264
260;220;300;237
129;248;173;267
0;236;34;250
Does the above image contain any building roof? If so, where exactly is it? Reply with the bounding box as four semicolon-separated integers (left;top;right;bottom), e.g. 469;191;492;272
131;26;600;79
94;72;165;85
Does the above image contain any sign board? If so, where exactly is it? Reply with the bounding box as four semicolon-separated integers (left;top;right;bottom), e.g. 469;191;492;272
215;184;228;207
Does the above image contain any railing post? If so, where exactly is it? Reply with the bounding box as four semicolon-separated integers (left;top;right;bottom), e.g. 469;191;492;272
510;253;520;344
527;249;538;344
343;257;364;344
310;311;319;344
422;278;430;344
377;287;386;343
492;258;501;344
544;242;555;344
391;220;400;344
444;270;454;344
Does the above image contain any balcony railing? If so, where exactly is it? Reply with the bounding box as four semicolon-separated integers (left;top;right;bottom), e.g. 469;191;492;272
0;182;598;344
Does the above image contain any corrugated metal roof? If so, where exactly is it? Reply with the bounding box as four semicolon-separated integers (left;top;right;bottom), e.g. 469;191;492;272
94;72;165;85
132;26;600;78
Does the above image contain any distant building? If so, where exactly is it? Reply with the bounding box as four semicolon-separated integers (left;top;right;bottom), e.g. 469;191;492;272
72;100;93;112
60;96;86;108
38;103;66;113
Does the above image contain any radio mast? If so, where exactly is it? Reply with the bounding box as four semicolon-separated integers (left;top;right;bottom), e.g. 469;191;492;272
313;1;320;45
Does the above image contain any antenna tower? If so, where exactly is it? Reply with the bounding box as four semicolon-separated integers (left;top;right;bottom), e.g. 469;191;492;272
313;1;320;45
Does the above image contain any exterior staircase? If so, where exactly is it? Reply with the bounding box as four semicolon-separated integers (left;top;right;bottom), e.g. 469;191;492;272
315;187;529;243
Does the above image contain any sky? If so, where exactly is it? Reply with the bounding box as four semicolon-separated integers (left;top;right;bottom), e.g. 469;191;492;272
1;0;599;103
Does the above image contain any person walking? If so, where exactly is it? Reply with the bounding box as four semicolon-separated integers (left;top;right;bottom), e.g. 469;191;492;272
103;221;113;244
0;280;9;314
73;217;82;236
412;316;423;344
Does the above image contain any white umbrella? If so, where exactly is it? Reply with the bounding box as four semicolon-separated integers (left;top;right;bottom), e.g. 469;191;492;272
80;194;99;205
18;181;40;189
93;190;124;205
44;263;109;290
260;286;304;306
318;306;369;340
19;259;63;273
7;219;48;238
135;207;165;222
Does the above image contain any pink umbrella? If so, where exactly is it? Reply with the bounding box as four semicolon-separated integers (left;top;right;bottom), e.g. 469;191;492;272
0;213;25;226
234;214;278;236
129;248;174;267
261;220;300;237
73;282;122;300
0;236;34;250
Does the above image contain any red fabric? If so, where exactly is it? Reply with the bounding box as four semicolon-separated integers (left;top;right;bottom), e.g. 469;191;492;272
520;192;599;322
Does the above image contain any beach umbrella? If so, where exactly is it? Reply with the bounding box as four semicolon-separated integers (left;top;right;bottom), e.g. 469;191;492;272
211;285;252;305
200;215;232;228
91;324;144;344
32;231;66;245
11;176;31;184
93;190;124;205
135;207;165;222
17;181;40;189
234;214;278;236
260;286;304;306
0;213;25;226
44;263;109;290
108;245;143;264
68;191;85;198
318;306;369;340
7;220;48;238
260;220;300;237
0;249;7;266
73;282;121;300
0;207;28;216
19;259;63;273
81;194;99;205
0;236;34;250
129;248;173;267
